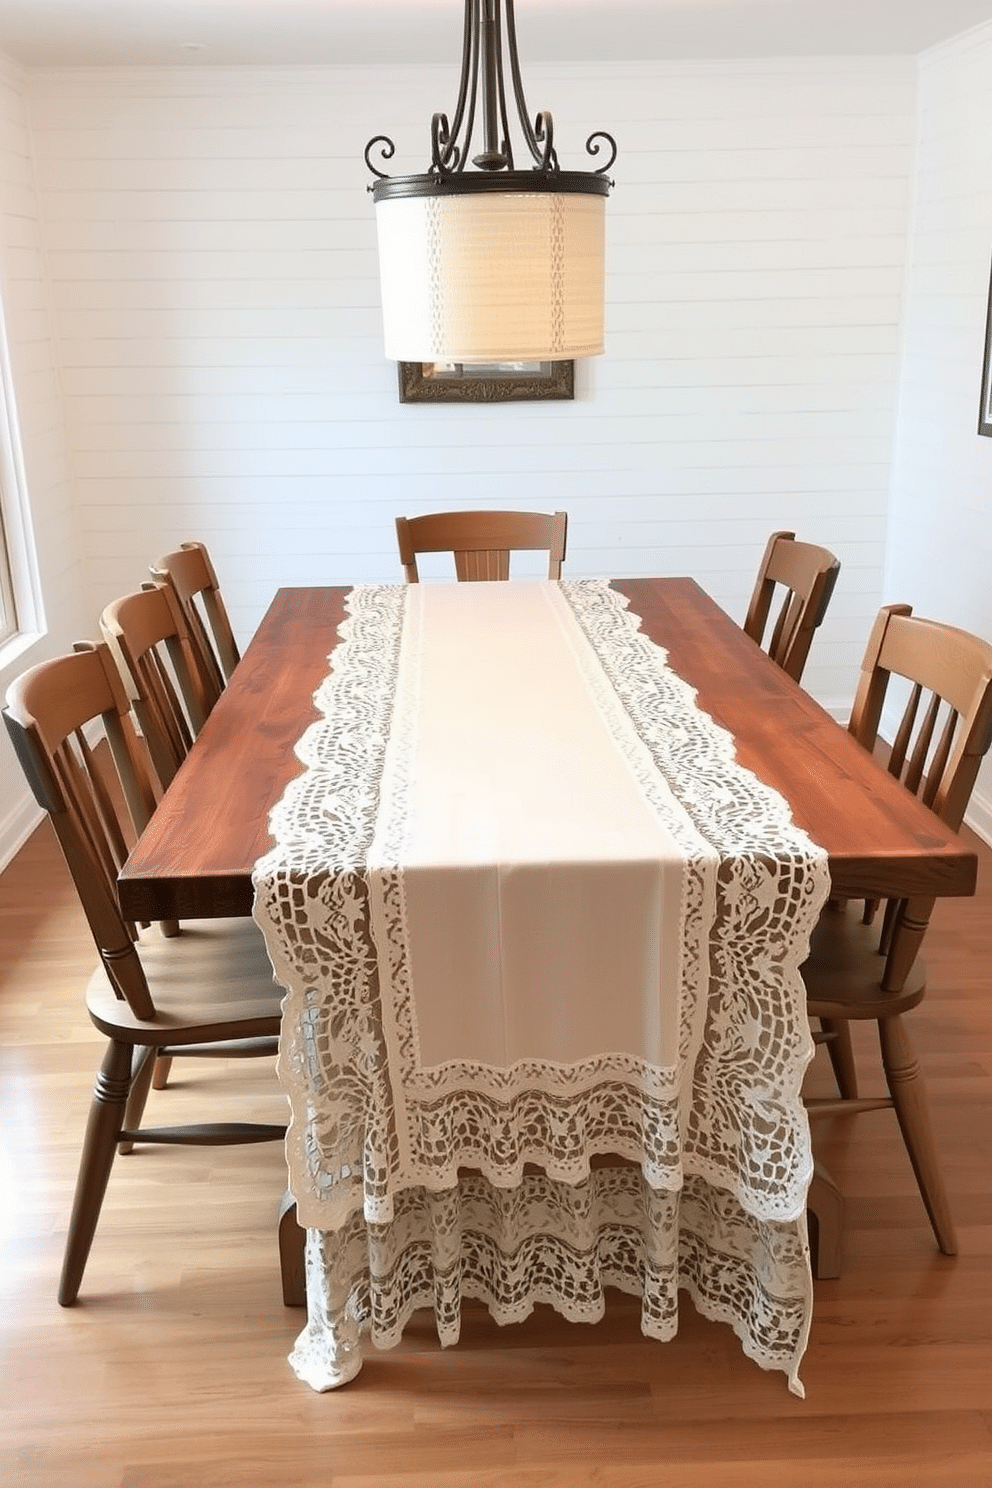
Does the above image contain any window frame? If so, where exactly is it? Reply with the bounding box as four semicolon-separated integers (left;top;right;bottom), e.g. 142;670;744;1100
0;283;44;667
0;504;16;645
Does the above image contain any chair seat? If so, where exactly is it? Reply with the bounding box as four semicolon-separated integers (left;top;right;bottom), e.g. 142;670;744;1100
803;902;927;1020
86;917;283;1044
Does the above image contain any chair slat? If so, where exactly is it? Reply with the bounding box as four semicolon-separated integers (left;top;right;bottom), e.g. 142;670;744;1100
903;689;941;796
57;736;124;889
78;728;133;869
888;681;922;782
922;708;959;811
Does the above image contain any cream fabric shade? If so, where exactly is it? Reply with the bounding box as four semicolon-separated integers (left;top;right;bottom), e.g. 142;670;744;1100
374;189;606;362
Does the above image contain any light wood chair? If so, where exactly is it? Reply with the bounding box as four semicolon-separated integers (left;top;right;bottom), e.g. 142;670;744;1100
395;509;568;582
743;529;840;683
803;603;992;1261
2;644;285;1306
149;541;241;696
101;583;216;794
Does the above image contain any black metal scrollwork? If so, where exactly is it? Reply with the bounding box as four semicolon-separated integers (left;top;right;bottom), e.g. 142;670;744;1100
533;111;556;174
364;1;616;191
585;131;618;178
363;135;396;181
430;113;460;175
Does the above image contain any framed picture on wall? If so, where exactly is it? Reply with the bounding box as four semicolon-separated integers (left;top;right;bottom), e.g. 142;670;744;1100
978;257;992;435
398;360;575;404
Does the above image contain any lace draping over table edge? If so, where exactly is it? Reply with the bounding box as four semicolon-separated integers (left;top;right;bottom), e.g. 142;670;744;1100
251;581;831;1396
288;1170;813;1397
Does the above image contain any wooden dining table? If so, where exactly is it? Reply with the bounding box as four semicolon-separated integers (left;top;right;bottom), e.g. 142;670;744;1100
118;577;977;923
116;575;979;1394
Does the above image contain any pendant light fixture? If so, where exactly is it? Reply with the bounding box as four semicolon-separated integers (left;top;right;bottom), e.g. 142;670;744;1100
365;0;616;365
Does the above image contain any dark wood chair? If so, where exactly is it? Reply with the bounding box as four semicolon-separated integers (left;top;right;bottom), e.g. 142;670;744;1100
803;604;992;1261
743;529;840;683
395;509;567;582
3;644;284;1306
149;541;241;696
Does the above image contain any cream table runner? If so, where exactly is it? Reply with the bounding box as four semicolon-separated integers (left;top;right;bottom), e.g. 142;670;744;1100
253;580;830;1396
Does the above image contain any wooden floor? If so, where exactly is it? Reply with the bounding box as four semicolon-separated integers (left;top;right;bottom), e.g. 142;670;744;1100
1;820;991;1487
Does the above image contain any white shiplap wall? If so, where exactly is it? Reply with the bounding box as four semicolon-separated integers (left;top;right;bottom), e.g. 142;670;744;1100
20;58;916;719
0;59;85;863
887;21;992;838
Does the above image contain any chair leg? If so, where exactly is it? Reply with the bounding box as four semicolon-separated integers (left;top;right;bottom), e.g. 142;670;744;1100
152;1054;173;1090
118;1046;157;1155
821;1018;859;1100
878;1015;957;1256
59;1039;133;1306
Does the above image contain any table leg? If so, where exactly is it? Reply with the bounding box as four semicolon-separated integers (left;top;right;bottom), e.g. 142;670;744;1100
278;1190;306;1306
808;1162;844;1280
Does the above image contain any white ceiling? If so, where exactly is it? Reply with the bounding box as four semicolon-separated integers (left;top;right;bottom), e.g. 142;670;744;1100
1;0;992;69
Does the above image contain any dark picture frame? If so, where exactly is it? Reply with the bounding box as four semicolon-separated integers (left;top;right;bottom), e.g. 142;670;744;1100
978;257;992;436
398;360;575;404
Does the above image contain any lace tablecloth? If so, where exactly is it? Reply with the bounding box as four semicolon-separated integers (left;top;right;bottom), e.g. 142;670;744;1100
253;580;830;1396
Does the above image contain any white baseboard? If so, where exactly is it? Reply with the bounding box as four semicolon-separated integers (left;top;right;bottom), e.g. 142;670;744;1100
0;789;43;874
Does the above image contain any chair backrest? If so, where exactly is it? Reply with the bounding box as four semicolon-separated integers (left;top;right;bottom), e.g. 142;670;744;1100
743;529;840;683
149;541;241;693
849;604;992;834
3;644;159;1020
100;584;215;791
395;509;568;582
850;604;992;992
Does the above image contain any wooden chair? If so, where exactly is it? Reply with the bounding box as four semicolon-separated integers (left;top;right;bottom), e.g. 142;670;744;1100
395;509;567;582
101;583;216;794
101;583;226;1084
149;541;241;696
743;530;840;683
2;644;284;1306
802;604;992;1261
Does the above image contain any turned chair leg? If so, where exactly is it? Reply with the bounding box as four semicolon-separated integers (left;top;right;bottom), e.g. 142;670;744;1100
879;1014;957;1256
59;1039;133;1305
